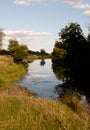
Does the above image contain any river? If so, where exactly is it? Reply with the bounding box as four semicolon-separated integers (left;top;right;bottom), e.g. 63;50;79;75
16;59;63;99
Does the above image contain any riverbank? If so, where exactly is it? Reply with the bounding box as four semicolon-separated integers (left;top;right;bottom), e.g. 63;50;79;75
0;55;90;130
0;55;34;96
0;95;89;130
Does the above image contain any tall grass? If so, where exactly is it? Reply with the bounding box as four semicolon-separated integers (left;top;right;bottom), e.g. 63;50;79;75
0;96;89;130
0;56;89;130
0;56;26;90
60;93;89;119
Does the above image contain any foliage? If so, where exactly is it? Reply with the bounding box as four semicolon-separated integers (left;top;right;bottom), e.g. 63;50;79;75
59;23;90;91
8;39;19;54
0;28;5;50
40;49;46;55
0;49;10;55
52;40;66;67
59;23;86;68
13;45;28;63
8;39;28;62
52;40;66;80
52;23;90;96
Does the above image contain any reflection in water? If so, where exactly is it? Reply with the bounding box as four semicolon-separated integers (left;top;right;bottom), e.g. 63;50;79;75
40;59;46;66
16;59;63;99
52;58;65;81
52;58;90;103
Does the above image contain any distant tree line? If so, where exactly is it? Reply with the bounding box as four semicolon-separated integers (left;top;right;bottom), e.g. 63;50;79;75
0;28;50;63
28;49;49;56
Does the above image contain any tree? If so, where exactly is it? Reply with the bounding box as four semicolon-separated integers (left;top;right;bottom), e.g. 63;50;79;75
40;49;46;55
13;46;27;62
8;39;19;54
8;39;29;62
52;40;66;60
52;40;66;80
0;28;5;50
59;23;86;69
52;22;90;95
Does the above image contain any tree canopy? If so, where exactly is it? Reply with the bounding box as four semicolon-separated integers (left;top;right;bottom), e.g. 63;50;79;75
8;39;28;62
52;22;90;95
0;28;5;50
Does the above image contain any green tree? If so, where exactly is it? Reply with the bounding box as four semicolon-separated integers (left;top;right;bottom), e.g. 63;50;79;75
59;23;86;69
52;40;66;61
8;39;28;62
52;22;90;95
52;40;66;80
40;49;46;55
0;28;5;50
8;39;19;54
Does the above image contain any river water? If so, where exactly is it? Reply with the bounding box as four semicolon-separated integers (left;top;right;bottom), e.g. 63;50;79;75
17;59;63;99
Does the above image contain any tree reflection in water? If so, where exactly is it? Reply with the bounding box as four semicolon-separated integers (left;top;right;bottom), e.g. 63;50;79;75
52;59;90;103
40;59;46;66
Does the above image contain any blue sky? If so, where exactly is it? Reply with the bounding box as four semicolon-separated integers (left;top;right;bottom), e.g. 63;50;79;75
0;0;90;53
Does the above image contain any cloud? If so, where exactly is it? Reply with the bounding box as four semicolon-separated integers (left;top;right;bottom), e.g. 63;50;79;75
61;0;90;17
61;0;90;9
3;30;52;52
14;0;44;5
14;0;30;5
4;30;51;44
83;10;90;17
73;3;90;9
62;0;81;5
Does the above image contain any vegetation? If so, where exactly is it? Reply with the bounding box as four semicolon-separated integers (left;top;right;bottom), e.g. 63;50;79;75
0;56;26;90
0;54;89;130
0;24;89;129
0;28;5;50
28;49;50;56
0;95;89;130
8;39;29;63
52;22;90;96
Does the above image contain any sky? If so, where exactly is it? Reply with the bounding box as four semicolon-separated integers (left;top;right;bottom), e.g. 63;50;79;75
0;0;90;53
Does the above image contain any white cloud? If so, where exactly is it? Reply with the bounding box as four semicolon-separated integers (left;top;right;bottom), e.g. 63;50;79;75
73;3;90;9
3;30;51;52
14;0;30;5
14;0;44;5
61;0;90;17
4;30;51;43
61;0;90;9
62;0;81;5
83;10;90;17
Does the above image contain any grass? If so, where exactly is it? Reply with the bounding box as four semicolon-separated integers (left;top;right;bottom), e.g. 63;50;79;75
0;55;89;130
0;55;35;96
0;96;89;130
0;55;26;90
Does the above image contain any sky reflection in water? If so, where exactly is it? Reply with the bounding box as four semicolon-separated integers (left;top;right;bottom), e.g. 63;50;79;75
17;59;63;99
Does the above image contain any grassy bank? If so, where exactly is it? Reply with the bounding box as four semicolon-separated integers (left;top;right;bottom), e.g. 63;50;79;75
0;56;26;89
0;55;89;130
0;96;89;130
0;55;34;96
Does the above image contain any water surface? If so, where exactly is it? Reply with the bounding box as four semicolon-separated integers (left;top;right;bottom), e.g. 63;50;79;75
17;59;63;99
